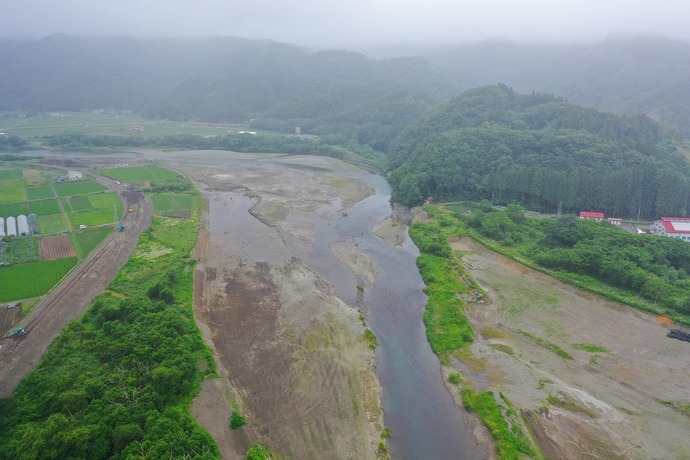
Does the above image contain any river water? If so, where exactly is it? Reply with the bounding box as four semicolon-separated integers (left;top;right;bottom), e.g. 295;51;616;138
277;170;483;460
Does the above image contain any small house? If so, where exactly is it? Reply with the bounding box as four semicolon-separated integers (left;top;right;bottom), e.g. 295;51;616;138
67;170;83;180
580;211;604;222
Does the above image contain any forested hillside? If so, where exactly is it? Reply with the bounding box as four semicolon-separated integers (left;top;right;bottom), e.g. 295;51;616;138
388;85;689;219
421;36;690;137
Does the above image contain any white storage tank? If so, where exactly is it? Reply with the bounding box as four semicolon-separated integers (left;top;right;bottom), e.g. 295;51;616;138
6;216;17;237
0;217;5;237
17;215;29;236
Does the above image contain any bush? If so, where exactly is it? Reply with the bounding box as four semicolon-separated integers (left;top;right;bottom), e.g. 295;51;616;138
246;444;271;460
230;411;247;430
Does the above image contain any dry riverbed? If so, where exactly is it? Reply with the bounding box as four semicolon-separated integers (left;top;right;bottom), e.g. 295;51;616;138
449;236;690;459
174;155;383;459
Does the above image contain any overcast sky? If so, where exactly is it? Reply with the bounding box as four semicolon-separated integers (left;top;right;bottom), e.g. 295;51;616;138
1;0;688;47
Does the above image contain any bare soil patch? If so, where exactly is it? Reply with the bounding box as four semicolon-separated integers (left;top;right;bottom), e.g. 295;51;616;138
39;234;77;260
451;237;690;459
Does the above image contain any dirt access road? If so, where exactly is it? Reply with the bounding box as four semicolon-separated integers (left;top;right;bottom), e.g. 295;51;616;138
160;153;384;460
451;236;690;460
0;177;152;397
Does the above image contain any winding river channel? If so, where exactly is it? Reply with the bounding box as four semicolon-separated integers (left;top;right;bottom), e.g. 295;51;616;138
270;168;484;459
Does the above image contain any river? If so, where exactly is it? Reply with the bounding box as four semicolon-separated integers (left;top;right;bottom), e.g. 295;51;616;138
273;168;483;460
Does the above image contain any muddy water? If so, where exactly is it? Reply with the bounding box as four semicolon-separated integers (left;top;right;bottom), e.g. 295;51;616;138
280;174;484;460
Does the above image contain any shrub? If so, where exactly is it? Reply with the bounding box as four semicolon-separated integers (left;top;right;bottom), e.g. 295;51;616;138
230;411;247;430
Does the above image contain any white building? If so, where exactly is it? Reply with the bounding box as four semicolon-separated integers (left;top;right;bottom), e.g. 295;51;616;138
67;170;83;180
0;217;5;237
650;217;690;241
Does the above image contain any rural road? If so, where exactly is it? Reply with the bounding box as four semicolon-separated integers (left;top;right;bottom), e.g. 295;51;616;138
0;177;153;397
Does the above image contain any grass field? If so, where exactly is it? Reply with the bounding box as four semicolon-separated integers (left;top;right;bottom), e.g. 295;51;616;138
88;193;120;209
69;195;92;211
0;202;30;216
96;165;180;182
68;205;122;228
74;227;112;257
38;214;68;234
150;193;195;212
54;181;107;197
0;178;27;202
26;186;55;200
0;112;246;138
0;257;78;301
0;169;23;179
28;199;60;215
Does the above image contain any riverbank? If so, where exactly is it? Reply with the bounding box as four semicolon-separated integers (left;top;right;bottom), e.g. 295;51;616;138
451;236;690;459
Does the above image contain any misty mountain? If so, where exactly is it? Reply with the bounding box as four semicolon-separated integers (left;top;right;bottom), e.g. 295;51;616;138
5;34;690;142
420;36;690;137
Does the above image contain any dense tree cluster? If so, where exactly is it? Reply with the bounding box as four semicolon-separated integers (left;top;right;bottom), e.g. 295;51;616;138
0;215;219;459
389;85;689;219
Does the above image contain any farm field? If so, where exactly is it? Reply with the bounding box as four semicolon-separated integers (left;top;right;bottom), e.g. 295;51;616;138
0;112;246;138
26;186;55;200
38;214;68;234
96;165;180;182
67;206;122;228
0;178;27;202
0;257;77;301
28;199;60;215
150;192;196;213
0;202;30;216
0;169;23;180
54;180;107;196
39;234;77;260
74;227;112;256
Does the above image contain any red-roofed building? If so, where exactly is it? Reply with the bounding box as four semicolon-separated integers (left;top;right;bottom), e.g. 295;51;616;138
650;217;690;241
580;211;604;222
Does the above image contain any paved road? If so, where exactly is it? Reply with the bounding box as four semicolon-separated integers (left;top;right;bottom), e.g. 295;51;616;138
0;177;153;397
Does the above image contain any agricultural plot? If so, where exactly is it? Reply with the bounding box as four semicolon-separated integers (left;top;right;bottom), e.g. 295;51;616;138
28;199;60;215
0;257;78;301
96;165;180;182
39;234;77;260
0;178;27;202
69;195;92;211
0;169;23;180
0;237;38;265
54;181;106;197
75;227;112;256
88;193;120;209
26;186;55;200
150;193;195;214
38;214;68;234
68;206;122;228
0;202;30;217
22;169;48;186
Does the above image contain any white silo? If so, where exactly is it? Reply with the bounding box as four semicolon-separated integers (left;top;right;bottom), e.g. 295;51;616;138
17;215;29;236
6;216;17;237
0;217;5;237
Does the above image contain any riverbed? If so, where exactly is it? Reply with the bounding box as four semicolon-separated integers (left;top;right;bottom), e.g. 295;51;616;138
141;150;486;459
